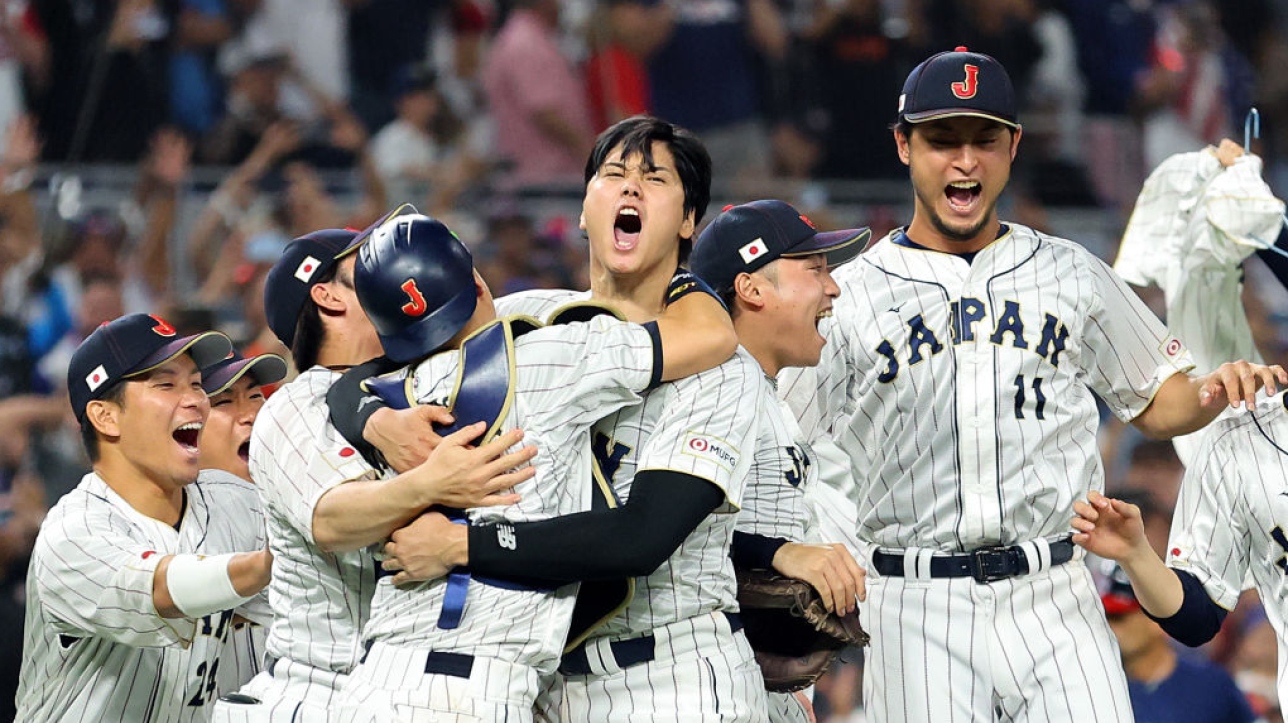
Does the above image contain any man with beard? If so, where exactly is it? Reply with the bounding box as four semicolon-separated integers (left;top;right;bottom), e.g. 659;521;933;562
777;47;1285;723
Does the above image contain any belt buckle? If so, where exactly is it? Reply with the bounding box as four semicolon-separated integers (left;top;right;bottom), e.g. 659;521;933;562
968;546;1015;583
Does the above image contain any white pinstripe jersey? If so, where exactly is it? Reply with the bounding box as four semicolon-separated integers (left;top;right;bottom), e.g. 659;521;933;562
1168;393;1288;705
17;470;266;722
248;368;380;676
780;225;1194;552
360;316;656;671
497;289;763;638
737;386;814;543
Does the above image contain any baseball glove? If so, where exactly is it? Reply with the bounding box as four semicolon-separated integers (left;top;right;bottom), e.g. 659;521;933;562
735;568;869;693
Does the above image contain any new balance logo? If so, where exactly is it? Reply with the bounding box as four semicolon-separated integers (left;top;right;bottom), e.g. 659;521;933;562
497;524;517;550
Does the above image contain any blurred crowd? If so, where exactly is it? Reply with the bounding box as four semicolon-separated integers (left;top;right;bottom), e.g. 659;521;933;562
1;0;1288;720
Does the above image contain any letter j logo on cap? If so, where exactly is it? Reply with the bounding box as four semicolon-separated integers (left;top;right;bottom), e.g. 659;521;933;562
952;64;979;99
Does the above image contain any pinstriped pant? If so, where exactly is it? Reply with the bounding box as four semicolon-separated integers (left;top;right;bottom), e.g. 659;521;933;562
211;658;345;723
559;611;770;722
331;643;544;722
861;559;1133;723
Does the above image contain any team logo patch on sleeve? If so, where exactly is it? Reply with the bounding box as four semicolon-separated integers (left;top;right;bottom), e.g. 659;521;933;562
1159;335;1186;359
681;432;740;471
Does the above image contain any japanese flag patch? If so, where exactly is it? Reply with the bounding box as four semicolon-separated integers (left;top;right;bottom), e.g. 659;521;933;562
739;238;769;265
85;365;109;392
295;255;322;282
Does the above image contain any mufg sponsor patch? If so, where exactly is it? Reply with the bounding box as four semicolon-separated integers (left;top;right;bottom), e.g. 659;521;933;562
681;432;739;472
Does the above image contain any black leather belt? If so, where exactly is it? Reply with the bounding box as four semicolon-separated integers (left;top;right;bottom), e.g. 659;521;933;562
871;537;1076;583
559;611;743;676
359;642;476;679
423;651;474;679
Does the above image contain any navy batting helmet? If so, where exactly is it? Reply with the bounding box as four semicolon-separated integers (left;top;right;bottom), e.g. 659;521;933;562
356;214;477;363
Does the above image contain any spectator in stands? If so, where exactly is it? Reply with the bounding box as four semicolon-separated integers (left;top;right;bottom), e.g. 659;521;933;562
369;63;445;211
808;0;909;180
347;0;435;131
585;0;655;132
482;0;593;185
29;0;169;162
169;0;261;137
1134;1;1251;170
1102;560;1259;723
204;37;291;165
639;0;786;183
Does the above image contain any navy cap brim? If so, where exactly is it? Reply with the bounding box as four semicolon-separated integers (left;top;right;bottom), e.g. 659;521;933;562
202;354;289;396
127;332;233;379
903;109;1019;129
780;227;871;268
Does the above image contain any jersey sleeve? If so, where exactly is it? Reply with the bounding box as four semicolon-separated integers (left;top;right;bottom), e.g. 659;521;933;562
1080;255;1195;421
250;394;379;547
734;397;811;541
1166;426;1247;610
521;316;657;428
31;509;194;647
635;352;762;511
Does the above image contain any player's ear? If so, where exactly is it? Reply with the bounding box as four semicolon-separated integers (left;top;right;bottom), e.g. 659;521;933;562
679;210;695;242
310;280;346;314
86;399;122;439
1009;125;1023;160
895;128;911;166
733;272;764;310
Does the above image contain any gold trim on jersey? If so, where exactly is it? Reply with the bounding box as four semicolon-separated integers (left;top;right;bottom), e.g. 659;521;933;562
547;300;627;325
442;314;542;444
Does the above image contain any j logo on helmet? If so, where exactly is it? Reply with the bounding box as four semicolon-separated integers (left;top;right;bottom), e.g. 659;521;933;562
400;279;428;317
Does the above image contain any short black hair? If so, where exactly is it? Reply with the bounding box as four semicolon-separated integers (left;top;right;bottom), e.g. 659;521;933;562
80;380;128;462
585;115;712;258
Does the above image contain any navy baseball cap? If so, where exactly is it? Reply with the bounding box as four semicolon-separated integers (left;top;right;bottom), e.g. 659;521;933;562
1100;563;1141;616
68;313;233;424
263;204;419;348
392;63;436;98
201;351;288;396
898;46;1019;129
690;200;870;294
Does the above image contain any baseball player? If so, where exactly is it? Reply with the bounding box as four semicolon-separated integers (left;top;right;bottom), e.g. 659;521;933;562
688;199;870;723
195;350;289;696
17;313;273;721
1070;139;1288;710
354;116;770;721
328;211;736;721
211;223;540;723
776;47;1286;723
